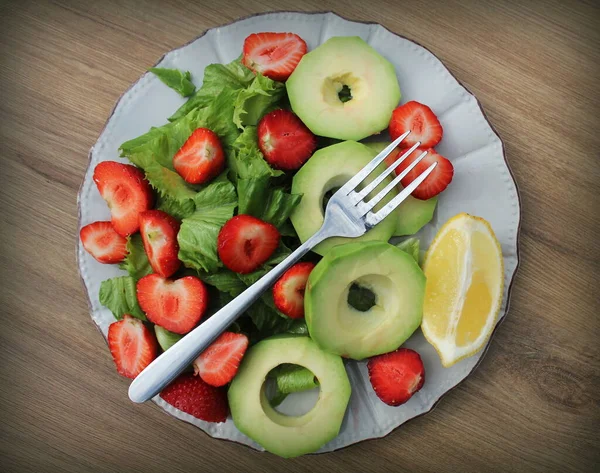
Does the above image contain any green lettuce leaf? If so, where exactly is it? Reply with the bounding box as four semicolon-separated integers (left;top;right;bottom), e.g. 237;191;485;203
228;126;282;179
126;136;172;170
99;276;146;320
200;269;246;297
154;325;183;351
233;73;285;129
145;162;197;202
258;188;302;229
121;87;240;168
269;363;320;407
229;127;301;226
246;298;297;335
347;283;377;312
155;194;196;220
235;175;301;228
119;234;152;280
149;67;196;97
177;174;237;273
285;320;309;335
169;58;255;122
395;237;420;264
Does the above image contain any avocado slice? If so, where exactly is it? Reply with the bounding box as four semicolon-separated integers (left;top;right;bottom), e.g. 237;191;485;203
364;141;438;236
286;36;401;141
228;335;350;458
305;241;425;360
290;140;397;256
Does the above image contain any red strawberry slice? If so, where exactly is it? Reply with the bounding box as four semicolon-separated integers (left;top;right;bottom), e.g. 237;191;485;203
107;314;158;379
93;161;153;237
193;332;249;387
258;109;317;171
242;32;307;82
160;373;229;423
136;274;208;334
139;210;181;278
173;128;225;185
388;147;454;200
367;348;425;406
80;221;128;264
273;262;315;319
217;215;280;274
389;101;443;149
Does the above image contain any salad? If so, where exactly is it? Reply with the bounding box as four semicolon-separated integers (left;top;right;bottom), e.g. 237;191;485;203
80;31;504;458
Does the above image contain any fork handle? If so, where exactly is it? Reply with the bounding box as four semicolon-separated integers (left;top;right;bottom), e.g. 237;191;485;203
128;227;333;403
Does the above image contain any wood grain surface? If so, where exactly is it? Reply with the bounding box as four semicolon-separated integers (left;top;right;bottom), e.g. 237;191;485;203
0;0;598;471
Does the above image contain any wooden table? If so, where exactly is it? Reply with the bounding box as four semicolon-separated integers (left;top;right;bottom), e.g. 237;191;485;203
1;0;598;471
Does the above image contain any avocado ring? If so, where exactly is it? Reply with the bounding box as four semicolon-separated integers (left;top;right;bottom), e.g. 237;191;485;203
305;241;426;360
228;335;351;458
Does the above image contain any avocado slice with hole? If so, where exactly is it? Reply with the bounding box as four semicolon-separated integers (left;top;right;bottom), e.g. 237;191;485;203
305;241;425;360
228;335;351;458
286;36;401;140
364;141;438;236
290;140;397;256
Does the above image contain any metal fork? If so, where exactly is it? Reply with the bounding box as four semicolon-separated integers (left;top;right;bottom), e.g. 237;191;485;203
129;130;437;403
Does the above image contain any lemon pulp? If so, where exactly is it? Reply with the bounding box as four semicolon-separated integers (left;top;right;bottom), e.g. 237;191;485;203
422;213;504;367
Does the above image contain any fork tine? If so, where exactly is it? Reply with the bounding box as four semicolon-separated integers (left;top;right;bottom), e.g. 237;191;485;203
364;162;438;228
352;141;422;203
338;131;410;195
358;150;429;215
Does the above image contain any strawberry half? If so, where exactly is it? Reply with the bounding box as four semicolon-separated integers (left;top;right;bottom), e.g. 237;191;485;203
258;109;317;170
160;373;229;423
389;147;454;200
273;262;315;319
80;221;127;264
389;101;443;149
193;332;249;387
173;128;225;185
139;210;181;278
93;161;153;236
367;348;425;406
217;215;280;274
136;274;208;335
107;314;158;379
242;32;307;82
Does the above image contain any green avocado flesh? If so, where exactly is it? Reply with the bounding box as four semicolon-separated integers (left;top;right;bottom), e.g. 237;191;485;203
305;241;425;360
228;335;351;458
364;142;438;236
290;140;397;256
286;36;401;141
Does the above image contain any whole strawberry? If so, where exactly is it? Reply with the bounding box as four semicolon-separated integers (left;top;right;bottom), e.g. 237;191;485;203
160;373;229;423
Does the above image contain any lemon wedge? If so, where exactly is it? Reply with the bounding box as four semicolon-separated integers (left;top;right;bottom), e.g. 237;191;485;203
421;213;504;367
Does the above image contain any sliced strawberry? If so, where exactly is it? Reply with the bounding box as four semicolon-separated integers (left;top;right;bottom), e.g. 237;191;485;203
258;109;317;171
173;128;225;185
389;101;443;149
93;161;153;237
242;32;307;82
107;314;158;379
367;348;425;406
80;221;127;264
160;373;229;423
136;274;208;334
139;210;181;278
193;332;249;387
273;262;315;319
389;147;454;200
217;215;280;274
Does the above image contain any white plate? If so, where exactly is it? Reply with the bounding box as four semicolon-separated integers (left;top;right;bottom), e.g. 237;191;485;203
77;11;521;453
